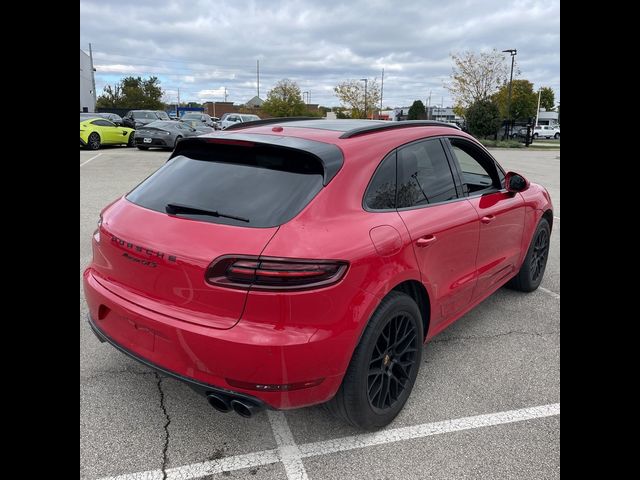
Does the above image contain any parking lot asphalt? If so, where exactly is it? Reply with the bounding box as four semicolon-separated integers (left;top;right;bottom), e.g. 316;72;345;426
80;146;560;480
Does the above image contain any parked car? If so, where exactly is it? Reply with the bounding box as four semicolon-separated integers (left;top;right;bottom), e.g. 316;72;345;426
133;120;208;150
80;116;134;150
122;110;170;129
181;112;217;128
83;119;553;429
533;125;560;139
220;113;261;129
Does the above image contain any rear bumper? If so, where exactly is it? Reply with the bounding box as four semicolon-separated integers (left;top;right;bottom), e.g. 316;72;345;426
87;312;267;408
83;268;352;409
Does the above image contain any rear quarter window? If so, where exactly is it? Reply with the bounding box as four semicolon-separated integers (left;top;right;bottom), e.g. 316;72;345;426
126;143;325;228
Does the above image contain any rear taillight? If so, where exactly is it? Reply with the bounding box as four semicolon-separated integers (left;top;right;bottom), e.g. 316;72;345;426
206;256;348;290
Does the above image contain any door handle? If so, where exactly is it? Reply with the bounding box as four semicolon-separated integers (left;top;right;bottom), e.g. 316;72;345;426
416;235;437;247
481;215;496;224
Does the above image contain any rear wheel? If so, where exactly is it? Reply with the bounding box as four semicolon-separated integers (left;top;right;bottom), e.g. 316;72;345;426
506;218;550;292
324;291;423;430
533;133;538;139
87;132;101;150
554;133;560;139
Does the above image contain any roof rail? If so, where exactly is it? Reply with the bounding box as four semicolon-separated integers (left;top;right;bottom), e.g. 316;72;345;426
339;120;461;139
224;116;320;131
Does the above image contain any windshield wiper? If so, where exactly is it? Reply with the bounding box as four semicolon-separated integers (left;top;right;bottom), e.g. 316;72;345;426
165;203;250;223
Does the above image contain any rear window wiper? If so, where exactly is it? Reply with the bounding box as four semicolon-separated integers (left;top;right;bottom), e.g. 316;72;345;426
165;203;250;223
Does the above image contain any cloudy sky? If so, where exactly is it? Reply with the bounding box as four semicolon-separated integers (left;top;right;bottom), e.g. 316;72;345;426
80;0;559;109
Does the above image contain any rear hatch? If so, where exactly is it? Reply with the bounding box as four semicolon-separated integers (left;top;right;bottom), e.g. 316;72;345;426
91;136;331;329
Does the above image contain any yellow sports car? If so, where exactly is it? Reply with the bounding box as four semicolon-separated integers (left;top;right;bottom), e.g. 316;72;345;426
80;116;135;150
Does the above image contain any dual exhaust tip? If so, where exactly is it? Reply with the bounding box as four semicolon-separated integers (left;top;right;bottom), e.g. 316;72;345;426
207;393;261;418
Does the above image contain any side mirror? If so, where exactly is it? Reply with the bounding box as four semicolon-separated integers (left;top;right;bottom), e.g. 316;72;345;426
505;172;530;193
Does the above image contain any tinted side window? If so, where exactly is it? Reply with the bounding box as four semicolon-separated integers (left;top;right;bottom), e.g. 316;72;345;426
448;138;502;194
397;139;458;208
92;119;114;127
364;152;396;210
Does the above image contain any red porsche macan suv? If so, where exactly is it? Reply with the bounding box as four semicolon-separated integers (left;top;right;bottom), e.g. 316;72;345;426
83;119;553;429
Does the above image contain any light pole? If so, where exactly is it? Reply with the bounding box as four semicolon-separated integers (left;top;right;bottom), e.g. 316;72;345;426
302;91;309;105
360;78;368;119
502;49;517;139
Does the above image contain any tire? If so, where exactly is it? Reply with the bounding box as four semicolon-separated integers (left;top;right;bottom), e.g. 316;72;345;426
174;135;182;148
506;218;551;292
324;291;423;430
87;132;101;150
533;133;538;139
127;133;135;147
137;146;149;150
554;133;560;139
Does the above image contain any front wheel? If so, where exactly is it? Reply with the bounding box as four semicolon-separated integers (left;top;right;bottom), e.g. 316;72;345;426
87;132;101;150
174;135;182;148
506;218;550;292
137;146;149;150
127;133;135;147
554;133;560;139
324;291;423;430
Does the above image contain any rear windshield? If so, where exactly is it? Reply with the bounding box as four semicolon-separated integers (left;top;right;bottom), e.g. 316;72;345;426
132;111;157;119
126;143;324;228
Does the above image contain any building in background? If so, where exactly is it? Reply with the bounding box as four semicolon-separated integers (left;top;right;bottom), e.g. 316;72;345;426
536;108;559;126
80;49;96;112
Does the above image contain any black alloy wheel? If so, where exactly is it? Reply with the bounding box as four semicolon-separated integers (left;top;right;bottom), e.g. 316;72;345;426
368;314;419;412
530;227;549;283
88;132;101;150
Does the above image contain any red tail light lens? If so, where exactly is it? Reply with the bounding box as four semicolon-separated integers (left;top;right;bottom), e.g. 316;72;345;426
206;256;348;290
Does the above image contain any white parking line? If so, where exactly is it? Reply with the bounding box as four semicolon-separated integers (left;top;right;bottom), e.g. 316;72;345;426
80;153;102;167
539;287;560;300
268;410;309;480
97;403;559;480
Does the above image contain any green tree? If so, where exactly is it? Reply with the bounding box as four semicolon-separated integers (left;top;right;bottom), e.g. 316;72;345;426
466;99;501;138
493;79;537;121
539;87;555;111
95;84;122;108
407;100;426;120
96;76;165;109
446;49;511;109
261;79;307;117
334;79;381;119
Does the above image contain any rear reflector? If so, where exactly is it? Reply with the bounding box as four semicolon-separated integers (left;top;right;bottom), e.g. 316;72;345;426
207;255;348;290
226;377;324;392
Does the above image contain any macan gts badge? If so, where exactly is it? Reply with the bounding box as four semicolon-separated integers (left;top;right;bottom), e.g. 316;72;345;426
84;118;552;429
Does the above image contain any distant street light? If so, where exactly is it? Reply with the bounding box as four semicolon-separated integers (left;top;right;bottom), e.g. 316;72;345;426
360;78;368;119
303;91;310;104
502;49;517;139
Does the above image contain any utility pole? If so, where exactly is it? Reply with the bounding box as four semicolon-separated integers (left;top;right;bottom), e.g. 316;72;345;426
224;87;228;102
427;91;432;120
360;78;368;119
257;60;260;98
534;88;541;127
88;43;97;111
177;87;180;106
380;68;384;118
502;49;517;138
